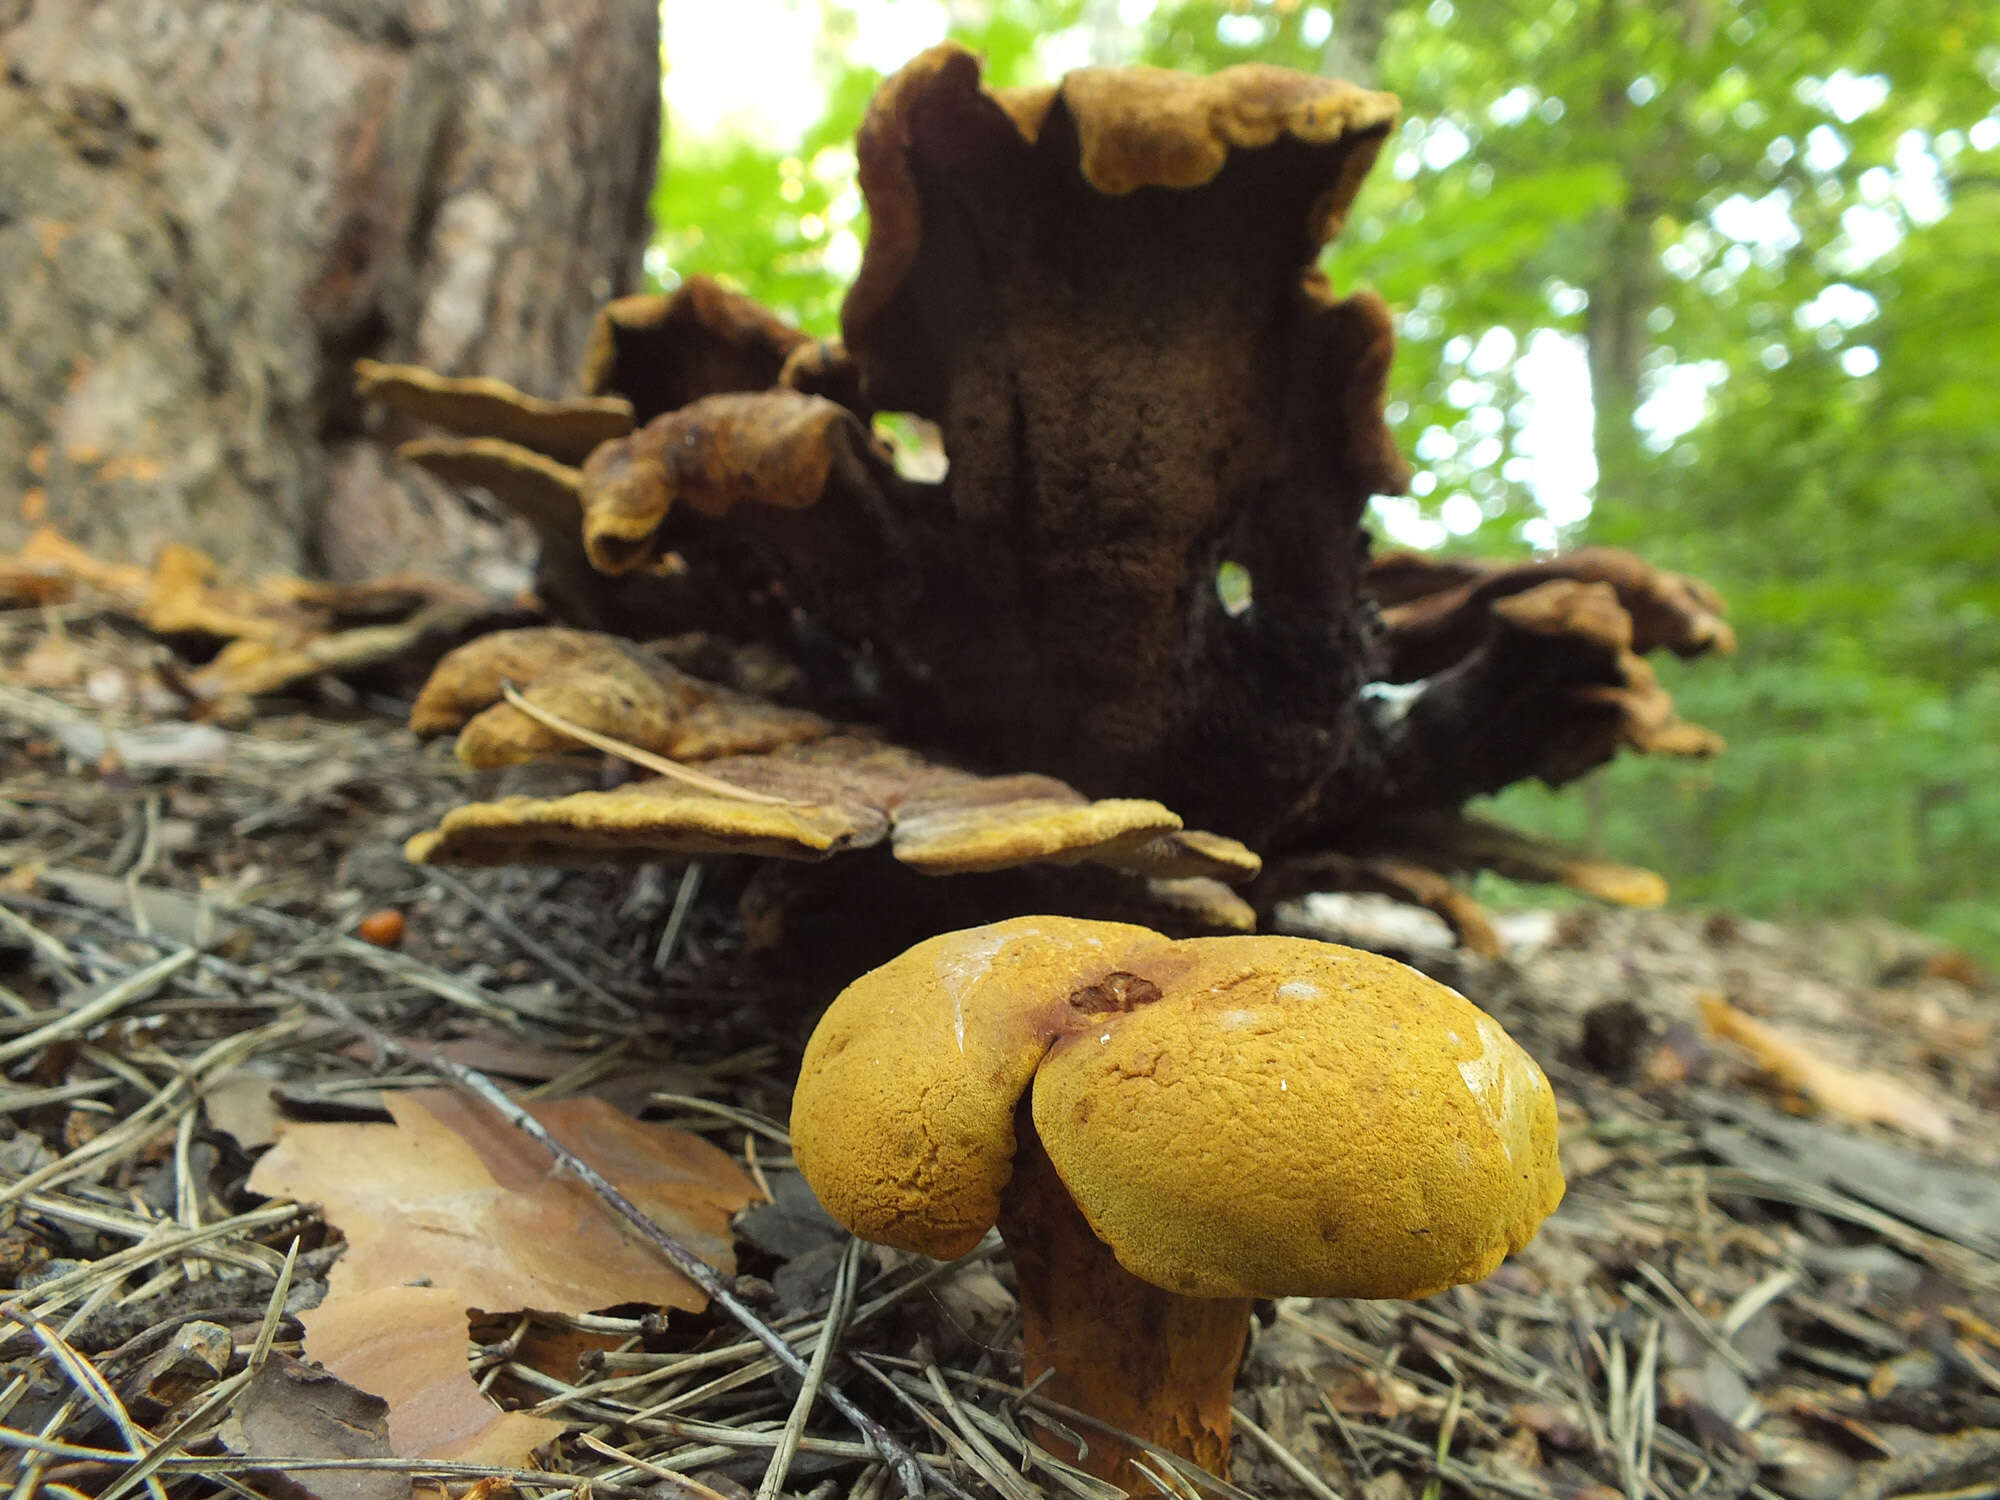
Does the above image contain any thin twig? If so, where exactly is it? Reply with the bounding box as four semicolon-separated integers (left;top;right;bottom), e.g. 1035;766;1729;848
423;865;633;1016
921;1355;1042;1500
758;1238;861;1500
649;1093;793;1148
0;902;82;981
0;1017;306;1215
0;949;195;1065
0;1309;168;1500
576;1434;736;1500
499;682;805;807
654;862;704;972
1231;1408;1345;1500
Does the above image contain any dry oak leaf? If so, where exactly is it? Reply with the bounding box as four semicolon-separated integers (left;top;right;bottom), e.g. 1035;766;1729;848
300;1286;567;1467
1699;994;1959;1147
249;1089;757;1314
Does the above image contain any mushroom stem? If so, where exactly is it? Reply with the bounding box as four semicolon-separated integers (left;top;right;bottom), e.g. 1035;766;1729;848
997;1112;1251;1492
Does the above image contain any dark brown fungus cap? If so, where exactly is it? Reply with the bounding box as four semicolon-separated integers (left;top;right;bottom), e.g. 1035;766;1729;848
353;360;633;465
1371;545;1737;683
577;392;869;576
396;438;585;542
577;275;816;425
842;43;1400;412
828;44;1410;800
844;43;1398;399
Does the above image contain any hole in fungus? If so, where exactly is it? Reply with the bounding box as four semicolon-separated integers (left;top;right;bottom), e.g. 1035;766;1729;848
1215;560;1253;617
871;412;950;483
1067;972;1162;1014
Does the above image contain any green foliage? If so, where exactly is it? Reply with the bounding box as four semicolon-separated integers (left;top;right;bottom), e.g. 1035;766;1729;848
654;0;2000;960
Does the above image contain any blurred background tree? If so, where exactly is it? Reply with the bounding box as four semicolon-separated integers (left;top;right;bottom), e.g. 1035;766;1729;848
654;0;1999;961
0;0;661;581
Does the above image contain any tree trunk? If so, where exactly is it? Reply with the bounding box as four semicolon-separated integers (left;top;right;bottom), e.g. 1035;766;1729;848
1584;195;1653;517
0;0;659;581
1320;0;1395;86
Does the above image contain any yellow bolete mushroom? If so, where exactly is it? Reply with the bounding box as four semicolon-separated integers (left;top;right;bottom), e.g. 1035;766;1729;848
791;917;1564;1493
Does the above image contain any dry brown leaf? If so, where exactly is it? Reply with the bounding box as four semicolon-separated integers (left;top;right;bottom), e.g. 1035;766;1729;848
299;1286;567;1465
1699;993;1959;1147
249;1089;757;1315
0;562;75;608
1;527;504;707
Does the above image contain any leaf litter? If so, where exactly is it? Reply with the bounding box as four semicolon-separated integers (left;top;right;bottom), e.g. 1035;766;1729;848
2;583;2000;1499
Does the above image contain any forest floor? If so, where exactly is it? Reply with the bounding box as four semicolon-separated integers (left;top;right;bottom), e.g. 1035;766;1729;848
2;603;1999;1500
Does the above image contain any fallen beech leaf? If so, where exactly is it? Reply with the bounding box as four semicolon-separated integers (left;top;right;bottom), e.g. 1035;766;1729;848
300;1286;566;1465
249;1089;756;1314
216;1353;402;1500
1699;993;1958;1147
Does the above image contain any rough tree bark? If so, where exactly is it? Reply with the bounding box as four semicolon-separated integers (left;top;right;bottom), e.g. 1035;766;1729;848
0;0;659;580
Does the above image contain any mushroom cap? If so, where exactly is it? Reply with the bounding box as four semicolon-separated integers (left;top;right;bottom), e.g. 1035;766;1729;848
1032;937;1563;1299
792;917;1172;1258
791;921;1563;1298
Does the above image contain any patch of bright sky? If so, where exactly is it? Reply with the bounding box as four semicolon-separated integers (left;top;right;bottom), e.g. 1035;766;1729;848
1637;361;1726;452
1840;346;1880;377
663;0;951;145
1799;69;1891;123
1511;331;1596;540
1710;188;1802;253
1797;282;1878;331
1893;131;1950;223
1489;86;1536;127
1422;119;1473;171
1216;11;1268;47
664;1;818;144
1804;123;1849;173
1035;24;1098;77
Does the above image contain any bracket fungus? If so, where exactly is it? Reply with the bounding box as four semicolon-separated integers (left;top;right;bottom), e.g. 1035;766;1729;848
362;43;1731;946
402;628;1259;916
790;917;1565;1491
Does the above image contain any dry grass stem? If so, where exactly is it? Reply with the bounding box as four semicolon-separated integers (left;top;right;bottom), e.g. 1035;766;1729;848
497;681;806;808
